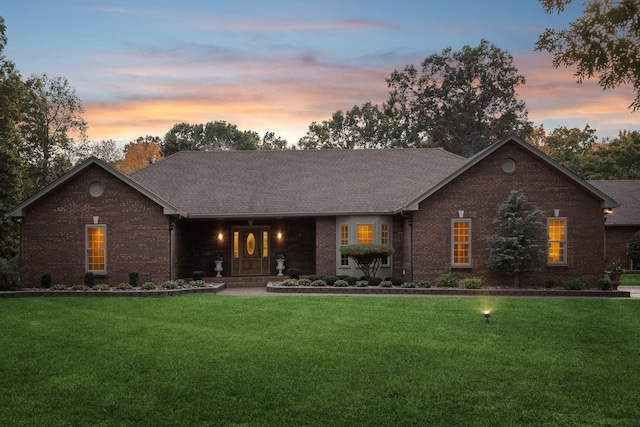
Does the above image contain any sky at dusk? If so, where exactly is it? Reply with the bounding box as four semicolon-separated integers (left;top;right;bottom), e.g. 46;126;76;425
2;0;638;147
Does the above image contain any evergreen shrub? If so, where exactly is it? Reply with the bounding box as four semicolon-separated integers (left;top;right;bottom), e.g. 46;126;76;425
287;268;301;280
129;272;139;287
436;272;458;287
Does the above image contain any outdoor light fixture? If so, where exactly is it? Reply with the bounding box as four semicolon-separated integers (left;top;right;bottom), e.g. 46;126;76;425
605;208;613;214
484;311;490;323
458;210;464;218
277;231;283;240
218;232;223;241
93;216;99;224
554;209;560;217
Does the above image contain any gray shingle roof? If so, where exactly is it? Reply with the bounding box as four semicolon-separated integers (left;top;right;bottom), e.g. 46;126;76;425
588;180;640;226
130;149;467;217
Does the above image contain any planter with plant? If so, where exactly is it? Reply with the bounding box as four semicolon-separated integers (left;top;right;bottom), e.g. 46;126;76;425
606;260;624;289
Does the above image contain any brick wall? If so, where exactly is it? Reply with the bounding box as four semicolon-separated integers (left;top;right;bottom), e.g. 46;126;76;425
20;164;171;286
411;141;607;287
315;217;336;276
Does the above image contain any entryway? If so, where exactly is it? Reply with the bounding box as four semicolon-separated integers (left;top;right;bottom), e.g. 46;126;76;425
232;226;270;275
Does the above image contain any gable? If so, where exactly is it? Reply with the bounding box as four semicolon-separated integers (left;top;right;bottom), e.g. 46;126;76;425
7;157;182;218
404;135;618;210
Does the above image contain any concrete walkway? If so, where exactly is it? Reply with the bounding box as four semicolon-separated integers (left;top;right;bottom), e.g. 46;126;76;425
618;286;640;299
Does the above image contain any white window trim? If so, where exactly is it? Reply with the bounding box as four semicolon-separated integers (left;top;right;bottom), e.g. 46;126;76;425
547;217;568;266
336;217;393;272
85;224;107;275
339;223;350;268
451;218;472;268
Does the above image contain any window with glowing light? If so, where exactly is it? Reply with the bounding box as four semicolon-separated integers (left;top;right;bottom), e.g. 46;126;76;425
451;219;471;267
86;225;106;274
357;224;373;244
233;231;239;259
548;218;567;264
263;231;269;258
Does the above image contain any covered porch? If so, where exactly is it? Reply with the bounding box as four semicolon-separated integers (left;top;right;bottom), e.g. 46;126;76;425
172;217;318;279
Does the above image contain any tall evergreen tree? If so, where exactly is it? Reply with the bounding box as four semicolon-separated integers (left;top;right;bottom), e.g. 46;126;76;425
487;190;547;286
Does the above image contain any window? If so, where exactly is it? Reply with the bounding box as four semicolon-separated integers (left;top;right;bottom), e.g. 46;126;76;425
452;219;471;267
340;225;349;267
86;225;106;274
357;224;373;244
548;218;567;264
263;231;269;259
381;223;390;266
233;231;239;259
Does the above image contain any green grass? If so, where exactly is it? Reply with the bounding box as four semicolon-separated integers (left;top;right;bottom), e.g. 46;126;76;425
2;295;640;426
621;274;640;285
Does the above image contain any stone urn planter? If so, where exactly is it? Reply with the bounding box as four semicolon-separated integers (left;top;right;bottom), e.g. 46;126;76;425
275;256;285;276
609;272;622;290
214;259;223;278
607;260;624;290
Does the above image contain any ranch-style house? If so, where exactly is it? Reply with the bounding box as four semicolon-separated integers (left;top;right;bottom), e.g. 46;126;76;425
8;135;623;287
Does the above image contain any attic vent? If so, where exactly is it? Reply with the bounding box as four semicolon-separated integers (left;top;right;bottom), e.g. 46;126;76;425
89;182;105;198
501;158;516;173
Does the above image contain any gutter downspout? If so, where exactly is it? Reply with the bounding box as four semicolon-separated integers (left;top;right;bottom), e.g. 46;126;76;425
169;216;180;280
401;211;413;282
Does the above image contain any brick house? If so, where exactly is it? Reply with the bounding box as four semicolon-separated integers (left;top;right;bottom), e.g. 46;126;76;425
8;135;619;287
589;180;640;270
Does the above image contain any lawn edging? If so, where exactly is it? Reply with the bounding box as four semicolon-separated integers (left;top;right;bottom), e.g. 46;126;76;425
266;283;631;298
0;283;226;298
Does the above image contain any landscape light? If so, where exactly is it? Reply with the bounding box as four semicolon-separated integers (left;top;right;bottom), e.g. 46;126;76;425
484;311;490;323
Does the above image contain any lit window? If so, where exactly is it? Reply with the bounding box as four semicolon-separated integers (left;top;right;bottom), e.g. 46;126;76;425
452;219;471;267
86;225;106;274
548;218;567;264
340;225;349;267
263;231;269;258
233;232;239;259
357;224;373;244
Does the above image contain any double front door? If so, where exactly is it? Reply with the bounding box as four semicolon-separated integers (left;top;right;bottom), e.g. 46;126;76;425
233;226;270;275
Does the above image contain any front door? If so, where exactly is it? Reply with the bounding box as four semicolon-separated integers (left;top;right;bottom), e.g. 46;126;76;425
234;227;269;275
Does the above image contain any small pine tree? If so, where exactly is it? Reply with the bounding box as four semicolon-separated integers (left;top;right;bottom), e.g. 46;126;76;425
627;231;640;266
486;190;546;286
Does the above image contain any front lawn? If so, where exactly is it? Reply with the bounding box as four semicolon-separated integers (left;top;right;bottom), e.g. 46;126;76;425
621;273;640;285
2;295;639;426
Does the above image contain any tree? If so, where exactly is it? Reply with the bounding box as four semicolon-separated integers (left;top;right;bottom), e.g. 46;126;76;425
0;16;26;258
579;130;640;179
18;74;87;195
544;125;597;172
340;244;395;278
386;39;533;157
259;132;288;150
525;124;549;154
298;102;395;149
627;231;640;265
162;121;260;156
486;190;547;286
118;136;164;173
536;0;640;110
75;139;124;167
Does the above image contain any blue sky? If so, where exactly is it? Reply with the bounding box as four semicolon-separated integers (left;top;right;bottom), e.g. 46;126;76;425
2;0;638;146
